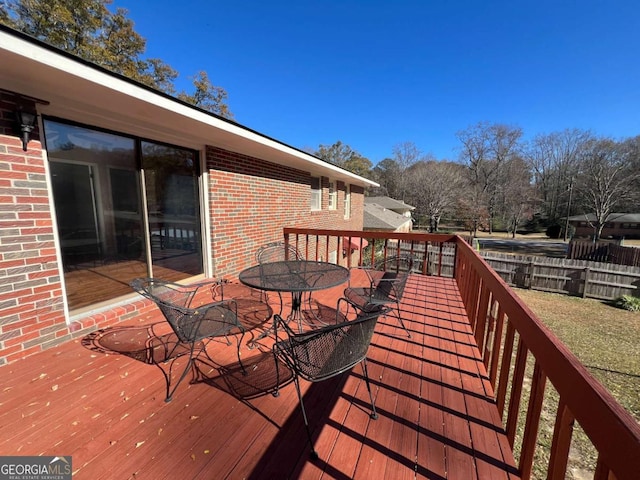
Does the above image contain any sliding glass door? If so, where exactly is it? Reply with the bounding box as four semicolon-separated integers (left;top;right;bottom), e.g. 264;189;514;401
44;119;204;311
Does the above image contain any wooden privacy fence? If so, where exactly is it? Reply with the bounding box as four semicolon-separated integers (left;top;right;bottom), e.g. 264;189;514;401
357;241;640;300
568;239;640;267
482;251;640;300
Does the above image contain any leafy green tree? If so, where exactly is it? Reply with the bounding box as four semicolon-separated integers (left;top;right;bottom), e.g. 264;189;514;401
177;71;233;119
371;158;400;197
1;0;232;118
313;141;372;177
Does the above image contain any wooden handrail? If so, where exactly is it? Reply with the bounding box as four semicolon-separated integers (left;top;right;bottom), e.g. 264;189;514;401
283;228;640;480
455;237;640;480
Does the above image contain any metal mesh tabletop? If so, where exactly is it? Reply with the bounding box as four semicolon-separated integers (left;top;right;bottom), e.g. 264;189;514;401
239;261;349;293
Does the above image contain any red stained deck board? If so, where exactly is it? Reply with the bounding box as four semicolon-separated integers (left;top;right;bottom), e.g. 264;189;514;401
0;275;520;480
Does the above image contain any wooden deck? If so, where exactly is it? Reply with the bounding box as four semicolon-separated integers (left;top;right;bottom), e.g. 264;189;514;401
0;274;520;480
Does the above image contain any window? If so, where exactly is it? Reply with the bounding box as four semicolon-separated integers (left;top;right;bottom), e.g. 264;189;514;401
328;179;337;210
310;176;321;211
344;184;351;219
44;118;203;311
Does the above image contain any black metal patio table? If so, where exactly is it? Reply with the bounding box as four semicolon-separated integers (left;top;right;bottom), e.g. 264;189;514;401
239;260;350;335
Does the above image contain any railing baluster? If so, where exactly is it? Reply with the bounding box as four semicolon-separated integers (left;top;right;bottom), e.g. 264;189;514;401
489;304;505;388
475;284;491;353
483;297;497;369
594;454;617;480
520;361;547;478
547;399;575;480
497;321;516;417
421;241;429;275
468;271;481;331
506;336;528;447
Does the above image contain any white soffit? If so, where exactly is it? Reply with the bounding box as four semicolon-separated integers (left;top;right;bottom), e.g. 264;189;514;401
0;29;377;188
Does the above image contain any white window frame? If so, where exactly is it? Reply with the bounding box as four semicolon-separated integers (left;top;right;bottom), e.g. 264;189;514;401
328;179;337;210
344;184;351;219
310;176;322;211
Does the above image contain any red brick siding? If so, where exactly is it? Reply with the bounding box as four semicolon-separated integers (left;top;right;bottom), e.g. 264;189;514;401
571;221;640;239
0;93;66;365
206;145;364;277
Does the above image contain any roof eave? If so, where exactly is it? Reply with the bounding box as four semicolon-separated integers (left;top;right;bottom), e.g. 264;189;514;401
0;26;378;188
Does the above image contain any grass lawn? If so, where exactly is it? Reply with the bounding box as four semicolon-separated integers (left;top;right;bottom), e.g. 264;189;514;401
512;288;640;479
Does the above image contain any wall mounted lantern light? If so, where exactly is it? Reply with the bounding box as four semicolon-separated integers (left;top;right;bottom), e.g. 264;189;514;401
15;107;38;151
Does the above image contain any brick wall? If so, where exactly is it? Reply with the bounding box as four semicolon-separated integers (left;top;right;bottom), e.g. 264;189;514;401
0;92;67;364
206;145;364;277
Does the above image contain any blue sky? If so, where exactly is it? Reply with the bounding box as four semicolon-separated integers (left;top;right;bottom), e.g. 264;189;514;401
115;1;640;164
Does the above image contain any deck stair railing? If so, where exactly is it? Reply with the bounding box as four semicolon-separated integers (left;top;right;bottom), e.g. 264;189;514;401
284;228;640;480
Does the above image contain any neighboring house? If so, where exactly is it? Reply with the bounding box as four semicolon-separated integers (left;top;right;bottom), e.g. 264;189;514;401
363;202;413;233
0;26;377;365
363;196;414;232
365;196;415;219
567;213;640;239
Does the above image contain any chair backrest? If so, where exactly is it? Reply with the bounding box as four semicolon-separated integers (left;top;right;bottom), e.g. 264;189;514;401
376;254;414;273
130;278;231;343
256;241;302;264
277;304;387;383
375;255;414;299
131;278;198;310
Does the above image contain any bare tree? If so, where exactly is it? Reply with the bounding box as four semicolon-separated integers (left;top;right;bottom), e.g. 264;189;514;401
457;122;523;234
392;141;423;202
406;160;466;232
575;138;640;240
499;156;538;238
525;129;591;223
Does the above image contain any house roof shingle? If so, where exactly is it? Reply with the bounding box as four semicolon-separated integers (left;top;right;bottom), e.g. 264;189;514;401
365;196;415;211
568;213;640;223
364;203;412;230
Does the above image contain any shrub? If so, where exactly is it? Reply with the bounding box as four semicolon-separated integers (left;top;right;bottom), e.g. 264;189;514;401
545;224;562;239
613;295;640;312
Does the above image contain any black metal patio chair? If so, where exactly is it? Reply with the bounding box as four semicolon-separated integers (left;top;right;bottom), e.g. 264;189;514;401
255;240;303;264
343;254;414;337
255;240;304;310
272;298;389;459
130;278;246;402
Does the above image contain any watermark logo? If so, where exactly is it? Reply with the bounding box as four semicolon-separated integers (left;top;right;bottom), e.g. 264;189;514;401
0;456;72;480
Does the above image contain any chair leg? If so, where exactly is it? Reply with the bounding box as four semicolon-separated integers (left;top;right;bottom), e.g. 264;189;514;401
395;300;411;338
236;329;247;375
293;375;318;459
272;350;281;397
361;359;378;420
165;354;196;403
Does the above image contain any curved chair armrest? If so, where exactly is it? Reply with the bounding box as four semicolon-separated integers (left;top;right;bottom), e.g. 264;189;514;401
272;313;297;341
180;298;242;341
347;265;377;288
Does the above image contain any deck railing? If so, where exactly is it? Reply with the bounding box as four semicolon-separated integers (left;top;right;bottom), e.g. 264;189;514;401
284;228;640;480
